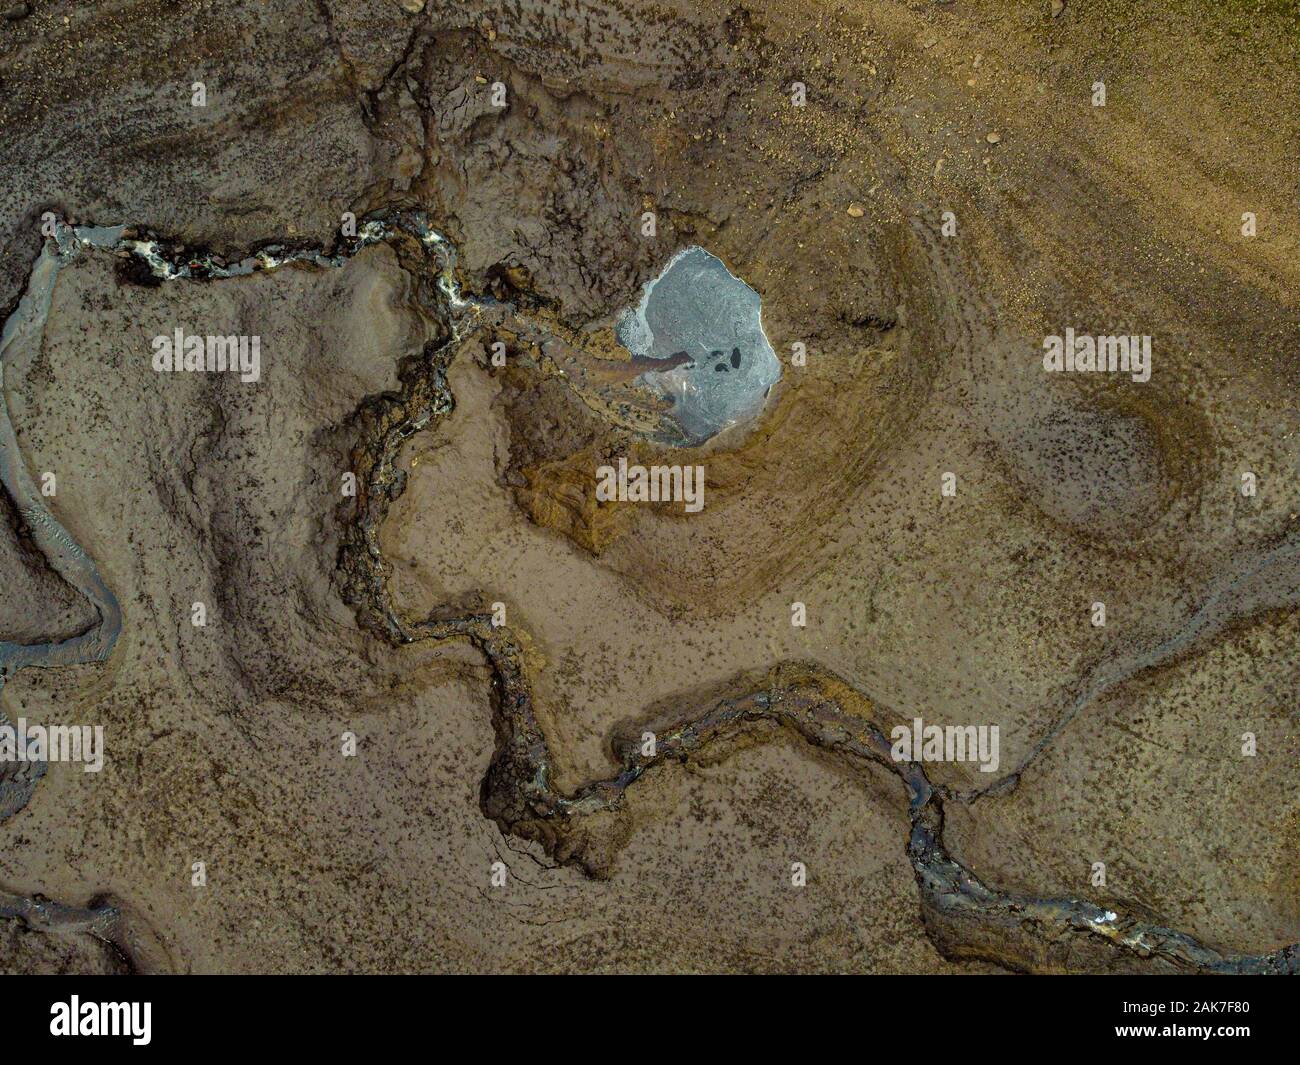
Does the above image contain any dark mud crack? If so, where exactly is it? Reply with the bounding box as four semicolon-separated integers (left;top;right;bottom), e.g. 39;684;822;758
329;217;1300;975
2;209;1295;975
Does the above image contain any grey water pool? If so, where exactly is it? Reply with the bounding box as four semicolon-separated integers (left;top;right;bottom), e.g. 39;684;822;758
616;246;781;445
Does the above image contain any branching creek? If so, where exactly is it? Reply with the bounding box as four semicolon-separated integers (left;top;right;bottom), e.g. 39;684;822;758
0;210;1295;974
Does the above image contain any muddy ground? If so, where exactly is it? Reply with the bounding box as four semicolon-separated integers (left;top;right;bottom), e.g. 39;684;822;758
0;0;1296;973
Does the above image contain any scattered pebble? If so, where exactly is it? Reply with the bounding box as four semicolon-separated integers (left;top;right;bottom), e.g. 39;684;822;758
847;204;865;217
398;0;426;13
1052;0;1066;16
986;131;1002;144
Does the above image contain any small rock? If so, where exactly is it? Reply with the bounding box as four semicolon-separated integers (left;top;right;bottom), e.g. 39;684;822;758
2;3;31;21
1051;0;1066;16
847;204;864;218
985;131;1001;144
398;0;425;13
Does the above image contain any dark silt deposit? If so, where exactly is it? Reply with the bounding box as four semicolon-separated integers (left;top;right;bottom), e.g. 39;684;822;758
616;247;782;445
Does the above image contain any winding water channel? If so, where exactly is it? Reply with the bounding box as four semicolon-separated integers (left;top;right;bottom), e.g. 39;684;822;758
0;211;1295;974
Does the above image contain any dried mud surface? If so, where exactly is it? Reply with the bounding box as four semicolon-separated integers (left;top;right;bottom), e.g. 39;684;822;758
0;0;1296;973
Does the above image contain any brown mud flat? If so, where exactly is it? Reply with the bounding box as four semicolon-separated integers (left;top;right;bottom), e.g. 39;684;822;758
0;0;1296;973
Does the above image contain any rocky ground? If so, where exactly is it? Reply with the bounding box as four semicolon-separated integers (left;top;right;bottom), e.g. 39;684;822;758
0;0;1296;973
